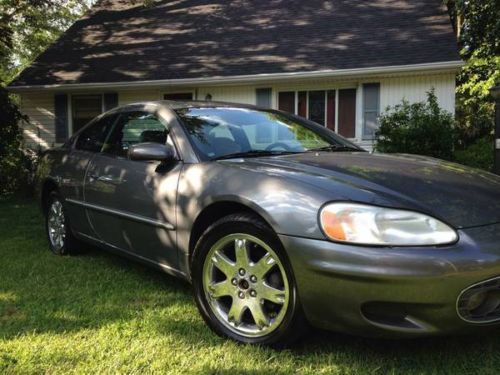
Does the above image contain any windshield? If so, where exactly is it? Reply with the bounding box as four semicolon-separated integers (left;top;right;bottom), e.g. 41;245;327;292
175;107;359;160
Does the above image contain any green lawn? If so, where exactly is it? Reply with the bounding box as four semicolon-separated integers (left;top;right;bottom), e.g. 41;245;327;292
1;199;500;374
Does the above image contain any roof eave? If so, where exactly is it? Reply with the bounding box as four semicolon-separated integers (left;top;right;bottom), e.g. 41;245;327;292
8;61;463;92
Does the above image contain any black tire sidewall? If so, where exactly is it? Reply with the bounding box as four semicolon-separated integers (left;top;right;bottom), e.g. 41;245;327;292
192;214;303;346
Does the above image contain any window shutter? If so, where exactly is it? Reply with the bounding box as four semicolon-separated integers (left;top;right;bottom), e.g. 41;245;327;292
103;92;119;111
338;89;356;138
278;92;295;113
256;88;272;108
54;93;68;143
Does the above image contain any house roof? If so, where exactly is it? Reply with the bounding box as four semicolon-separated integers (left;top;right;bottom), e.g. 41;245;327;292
10;0;461;88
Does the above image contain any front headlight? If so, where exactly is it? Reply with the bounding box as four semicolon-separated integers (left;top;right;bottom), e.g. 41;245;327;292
319;203;458;246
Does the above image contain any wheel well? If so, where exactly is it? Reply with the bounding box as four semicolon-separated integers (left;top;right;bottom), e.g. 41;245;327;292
41;179;59;213
188;201;271;258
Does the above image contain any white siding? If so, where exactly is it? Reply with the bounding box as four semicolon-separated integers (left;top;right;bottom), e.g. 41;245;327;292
198;86;256;105
380;74;456;113
17;72;456;151
19;93;55;150
118;89;161;105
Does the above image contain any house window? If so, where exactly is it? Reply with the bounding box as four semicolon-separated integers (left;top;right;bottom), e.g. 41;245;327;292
278;90;338;132
164;92;193;100
72;95;103;133
308;91;326;125
256;88;272;108
363;83;380;139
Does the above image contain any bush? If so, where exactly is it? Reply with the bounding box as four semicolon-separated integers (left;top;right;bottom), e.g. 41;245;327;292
374;89;455;160
0;86;37;196
453;137;494;171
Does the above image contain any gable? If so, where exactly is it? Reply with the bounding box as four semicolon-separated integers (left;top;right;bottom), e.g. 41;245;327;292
10;0;460;87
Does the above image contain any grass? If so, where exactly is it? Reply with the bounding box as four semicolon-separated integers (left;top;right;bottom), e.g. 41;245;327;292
1;198;500;374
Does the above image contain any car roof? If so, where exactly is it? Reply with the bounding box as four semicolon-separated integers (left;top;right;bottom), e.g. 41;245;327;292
118;100;263;111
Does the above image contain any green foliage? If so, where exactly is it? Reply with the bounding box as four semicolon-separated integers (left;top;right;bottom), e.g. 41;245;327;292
375;90;455;160
0;1;95;195
446;0;500;147
447;0;499;58
455;53;499;146
0;86;37;196
454;137;494;171
0;0;94;84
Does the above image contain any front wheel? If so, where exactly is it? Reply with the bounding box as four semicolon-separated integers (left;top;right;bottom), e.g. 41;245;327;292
192;213;306;346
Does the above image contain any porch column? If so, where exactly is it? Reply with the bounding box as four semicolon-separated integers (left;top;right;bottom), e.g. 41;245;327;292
491;86;500;175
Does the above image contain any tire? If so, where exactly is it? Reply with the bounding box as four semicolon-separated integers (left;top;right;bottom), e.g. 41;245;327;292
44;191;81;255
192;212;307;346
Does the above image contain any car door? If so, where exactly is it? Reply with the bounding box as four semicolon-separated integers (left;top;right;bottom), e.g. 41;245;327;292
59;113;119;239
84;108;181;269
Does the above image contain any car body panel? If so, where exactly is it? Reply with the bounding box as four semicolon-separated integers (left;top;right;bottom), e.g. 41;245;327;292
83;153;181;268
242;152;500;228
280;222;500;337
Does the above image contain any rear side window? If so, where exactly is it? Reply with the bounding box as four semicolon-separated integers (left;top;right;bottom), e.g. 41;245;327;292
75;114;118;152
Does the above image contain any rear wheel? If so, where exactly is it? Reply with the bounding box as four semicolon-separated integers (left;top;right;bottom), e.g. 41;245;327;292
45;192;81;255
192;213;306;346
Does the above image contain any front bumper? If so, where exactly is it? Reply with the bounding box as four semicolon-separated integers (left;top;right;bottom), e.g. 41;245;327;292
279;222;500;338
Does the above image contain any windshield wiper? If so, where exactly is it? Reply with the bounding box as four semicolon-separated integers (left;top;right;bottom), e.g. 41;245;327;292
212;150;300;161
307;144;359;152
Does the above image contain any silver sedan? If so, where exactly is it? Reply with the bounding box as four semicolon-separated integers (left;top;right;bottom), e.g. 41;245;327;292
37;101;500;346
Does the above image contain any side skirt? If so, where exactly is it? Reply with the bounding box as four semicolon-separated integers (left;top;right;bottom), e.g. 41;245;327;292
74;231;189;282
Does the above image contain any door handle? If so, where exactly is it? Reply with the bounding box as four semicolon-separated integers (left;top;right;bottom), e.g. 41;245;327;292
89;174;122;184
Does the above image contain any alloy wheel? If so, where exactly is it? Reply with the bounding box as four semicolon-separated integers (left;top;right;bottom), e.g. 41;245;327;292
202;233;290;338
47;200;66;251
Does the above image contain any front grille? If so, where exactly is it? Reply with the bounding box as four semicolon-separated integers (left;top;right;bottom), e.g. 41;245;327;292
457;276;500;323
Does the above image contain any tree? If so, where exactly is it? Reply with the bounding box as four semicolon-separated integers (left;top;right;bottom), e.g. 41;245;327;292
0;0;94;84
445;0;500;146
0;1;94;195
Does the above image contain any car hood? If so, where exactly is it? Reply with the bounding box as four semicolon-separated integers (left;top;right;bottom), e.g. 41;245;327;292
235;152;500;229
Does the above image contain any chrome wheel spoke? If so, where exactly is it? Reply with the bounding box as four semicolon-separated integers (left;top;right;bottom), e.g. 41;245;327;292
248;301;269;329
211;250;236;278
234;239;250;268
253;252;276;279
259;283;286;304
227;299;246;325
208;280;233;298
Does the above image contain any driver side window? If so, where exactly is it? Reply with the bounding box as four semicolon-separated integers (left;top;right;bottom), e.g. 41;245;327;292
75;114;118;153
103;111;168;157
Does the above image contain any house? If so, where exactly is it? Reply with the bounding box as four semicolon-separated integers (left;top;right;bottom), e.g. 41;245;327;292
8;0;461;151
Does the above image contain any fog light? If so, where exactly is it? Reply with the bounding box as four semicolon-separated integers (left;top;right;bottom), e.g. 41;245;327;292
465;291;487;312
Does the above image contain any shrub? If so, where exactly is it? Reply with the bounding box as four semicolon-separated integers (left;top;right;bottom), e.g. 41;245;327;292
374;89;455;160
0;86;37;196
453;137;494;171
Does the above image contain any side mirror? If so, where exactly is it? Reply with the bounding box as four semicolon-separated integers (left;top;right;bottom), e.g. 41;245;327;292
128;142;176;162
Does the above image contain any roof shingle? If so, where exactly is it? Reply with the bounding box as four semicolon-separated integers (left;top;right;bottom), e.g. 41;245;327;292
11;0;460;87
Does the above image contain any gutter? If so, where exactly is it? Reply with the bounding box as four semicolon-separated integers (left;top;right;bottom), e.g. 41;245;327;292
8;61;464;92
